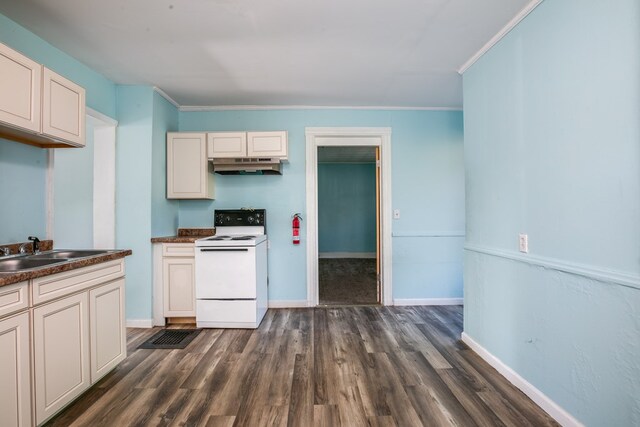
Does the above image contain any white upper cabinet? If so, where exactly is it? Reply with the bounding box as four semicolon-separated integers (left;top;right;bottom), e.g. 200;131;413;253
247;131;288;159
167;132;215;199
0;42;86;148
207;132;247;158
207;131;288;159
0;42;41;133
42;67;86;147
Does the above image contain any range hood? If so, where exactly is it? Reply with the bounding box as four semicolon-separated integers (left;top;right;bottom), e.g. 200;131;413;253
210;158;282;175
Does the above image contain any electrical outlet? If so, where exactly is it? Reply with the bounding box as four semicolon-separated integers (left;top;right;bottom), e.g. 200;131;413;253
393;209;400;219
519;234;528;253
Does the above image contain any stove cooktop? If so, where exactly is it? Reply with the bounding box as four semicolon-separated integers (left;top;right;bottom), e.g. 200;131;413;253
195;234;267;247
207;235;256;241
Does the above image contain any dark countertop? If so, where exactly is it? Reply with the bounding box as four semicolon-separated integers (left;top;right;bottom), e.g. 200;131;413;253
0;249;132;288
151;228;215;244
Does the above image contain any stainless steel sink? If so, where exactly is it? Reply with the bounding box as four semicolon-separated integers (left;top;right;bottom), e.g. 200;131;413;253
0;249;113;272
0;258;66;272
30;250;110;259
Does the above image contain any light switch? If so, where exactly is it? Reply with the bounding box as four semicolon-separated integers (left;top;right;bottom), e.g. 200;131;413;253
393;209;400;219
519;234;528;253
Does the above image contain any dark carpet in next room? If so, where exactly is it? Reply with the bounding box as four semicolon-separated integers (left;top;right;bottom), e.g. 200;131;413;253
319;258;377;305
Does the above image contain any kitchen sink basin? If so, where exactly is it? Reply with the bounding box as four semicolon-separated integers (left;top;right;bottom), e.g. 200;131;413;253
0;258;66;272
30;250;110;259
0;250;113;272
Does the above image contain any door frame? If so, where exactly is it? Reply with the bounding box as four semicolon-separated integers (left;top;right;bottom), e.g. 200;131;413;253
305;127;392;306
46;107;117;246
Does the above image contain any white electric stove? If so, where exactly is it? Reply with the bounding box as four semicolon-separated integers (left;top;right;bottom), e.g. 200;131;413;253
194;209;268;329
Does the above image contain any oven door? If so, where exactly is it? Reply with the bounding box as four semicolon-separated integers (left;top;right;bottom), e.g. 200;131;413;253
195;246;258;299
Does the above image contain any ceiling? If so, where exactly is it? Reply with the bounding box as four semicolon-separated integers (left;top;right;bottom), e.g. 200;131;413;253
0;0;531;108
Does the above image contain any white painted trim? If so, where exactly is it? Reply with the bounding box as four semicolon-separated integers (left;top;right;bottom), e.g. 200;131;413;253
92;121;116;249
268;300;309;308
393;232;465;238
318;252;376;259
465;244;640;290
179;105;462;112
458;0;543;74
461;332;583;427
126;319;154;328
152;243;166;326
393;298;463;306
306;127;393;307
86;107;118;127
153;86;180;108
45;150;54;241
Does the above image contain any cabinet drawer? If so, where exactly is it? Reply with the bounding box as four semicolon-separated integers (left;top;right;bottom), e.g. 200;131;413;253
31;260;125;305
162;243;195;257
0;281;29;319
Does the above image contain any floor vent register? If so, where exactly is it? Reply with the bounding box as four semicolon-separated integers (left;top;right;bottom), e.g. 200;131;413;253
138;329;202;350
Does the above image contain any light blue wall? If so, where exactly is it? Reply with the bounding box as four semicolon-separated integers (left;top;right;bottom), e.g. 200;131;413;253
0;141;47;243
116;86;154;321
318;163;376;253
151;92;179;236
463;0;640;425
178;109;464;301
53;120;94;248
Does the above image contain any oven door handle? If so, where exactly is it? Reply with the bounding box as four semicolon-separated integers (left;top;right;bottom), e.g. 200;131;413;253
199;248;249;252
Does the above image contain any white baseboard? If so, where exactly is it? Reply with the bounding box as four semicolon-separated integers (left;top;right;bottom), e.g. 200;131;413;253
318;252;376;259
393;298;463;306
461;332;583;427
126;319;154;328
268;300;309;308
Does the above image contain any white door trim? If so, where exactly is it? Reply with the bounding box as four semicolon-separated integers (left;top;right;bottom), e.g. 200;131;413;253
87;108;117;249
305;127;393;306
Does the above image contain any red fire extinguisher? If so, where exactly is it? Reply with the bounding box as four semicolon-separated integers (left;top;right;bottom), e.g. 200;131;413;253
292;213;302;245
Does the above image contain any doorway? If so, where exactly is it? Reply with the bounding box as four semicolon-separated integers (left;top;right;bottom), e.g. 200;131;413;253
46;108;117;248
317;146;379;305
305;128;393;306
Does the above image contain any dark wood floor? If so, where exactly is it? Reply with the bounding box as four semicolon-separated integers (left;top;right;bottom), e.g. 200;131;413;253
46;306;558;427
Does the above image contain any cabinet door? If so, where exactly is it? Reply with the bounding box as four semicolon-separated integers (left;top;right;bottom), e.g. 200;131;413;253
163;257;196;317
247;131;288;158
0;312;31;427
207;132;247;158
0;42;41;133
42;67;86;147
89;279;126;384
167;132;214;199
33;293;90;425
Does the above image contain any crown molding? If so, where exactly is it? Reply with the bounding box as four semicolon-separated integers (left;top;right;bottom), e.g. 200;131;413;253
458;0;543;74
178;105;462;112
152;86;180;108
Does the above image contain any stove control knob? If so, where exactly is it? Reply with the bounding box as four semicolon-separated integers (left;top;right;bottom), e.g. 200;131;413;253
248;216;254;223
225;216;231;223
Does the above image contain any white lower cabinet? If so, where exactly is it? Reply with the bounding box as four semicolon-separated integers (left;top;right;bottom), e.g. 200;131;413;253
0;312;31;427
163;256;196;317
89;279;126;383
33;292;90;425
27;259;127;425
